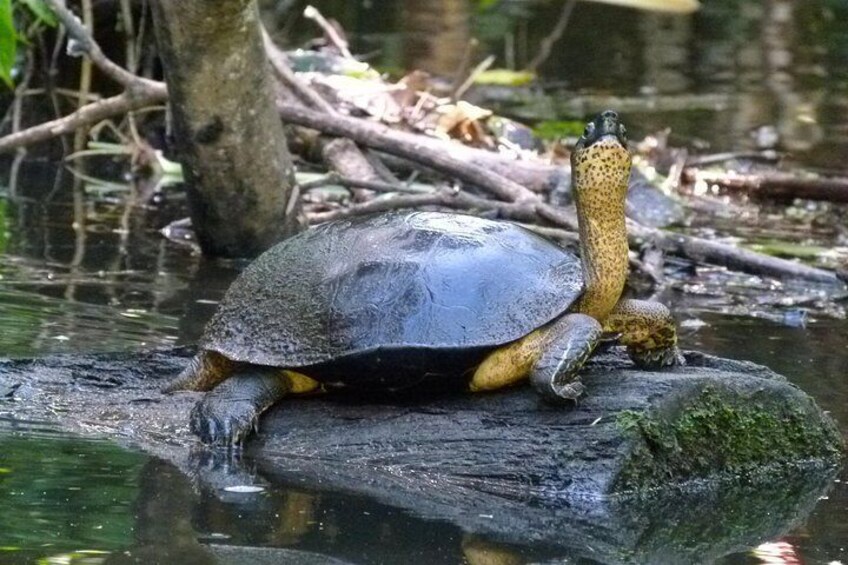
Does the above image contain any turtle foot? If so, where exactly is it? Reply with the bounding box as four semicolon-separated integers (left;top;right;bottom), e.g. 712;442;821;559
189;370;290;446
629;345;685;370
534;380;586;404
530;313;600;404
190;393;261;446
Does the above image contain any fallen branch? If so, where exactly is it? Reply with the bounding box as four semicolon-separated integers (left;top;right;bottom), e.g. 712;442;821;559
276;103;539;203
685;169;848;203
43;0;163;95
0;89;166;153
0;1;168;154
0;17;841;288
263;27;385;199
629;223;842;285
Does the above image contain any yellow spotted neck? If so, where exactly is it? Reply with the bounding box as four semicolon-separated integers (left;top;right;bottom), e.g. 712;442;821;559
572;139;631;321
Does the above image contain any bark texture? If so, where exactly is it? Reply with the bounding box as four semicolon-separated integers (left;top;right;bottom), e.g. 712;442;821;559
151;0;300;258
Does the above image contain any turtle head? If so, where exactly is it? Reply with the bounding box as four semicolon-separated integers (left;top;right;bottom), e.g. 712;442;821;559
571;109;631;205
571;110;632;321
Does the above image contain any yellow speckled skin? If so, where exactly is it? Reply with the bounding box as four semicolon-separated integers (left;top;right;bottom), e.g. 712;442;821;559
605;298;681;367
470;111;680;395
571;138;630;320
469;329;545;391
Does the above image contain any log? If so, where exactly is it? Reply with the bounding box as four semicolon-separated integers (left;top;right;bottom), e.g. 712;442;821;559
0;347;840;561
0;348;839;490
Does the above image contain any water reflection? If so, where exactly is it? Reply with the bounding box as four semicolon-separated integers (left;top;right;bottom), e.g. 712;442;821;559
0;425;145;564
0;420;837;564
0;161;239;356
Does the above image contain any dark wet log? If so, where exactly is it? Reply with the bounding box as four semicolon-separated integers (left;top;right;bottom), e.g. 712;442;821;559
0;348;840;560
685;169;848;203
0;348;839;494
151;0;300;258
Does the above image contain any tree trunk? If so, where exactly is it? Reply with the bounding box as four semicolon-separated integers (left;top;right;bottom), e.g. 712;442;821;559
151;0;300;258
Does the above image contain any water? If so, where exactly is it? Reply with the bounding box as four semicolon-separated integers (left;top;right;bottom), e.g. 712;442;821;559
1;0;847;563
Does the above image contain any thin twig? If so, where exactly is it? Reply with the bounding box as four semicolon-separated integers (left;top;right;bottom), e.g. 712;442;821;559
450;38;478;100
42;0;162;92
453;54;495;101
299;172;434;194
261;27;336;114
526;0;577;72
303;5;353;59
73;0;94;152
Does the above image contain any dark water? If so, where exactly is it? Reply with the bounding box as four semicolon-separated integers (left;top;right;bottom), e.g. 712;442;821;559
1;0;847;563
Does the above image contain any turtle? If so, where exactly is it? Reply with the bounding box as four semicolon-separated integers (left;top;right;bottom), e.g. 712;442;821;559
165;110;682;445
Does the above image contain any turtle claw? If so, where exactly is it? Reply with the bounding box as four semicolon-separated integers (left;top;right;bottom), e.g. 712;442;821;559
190;394;260;446
538;379;585;405
629;345;684;370
554;380;586;401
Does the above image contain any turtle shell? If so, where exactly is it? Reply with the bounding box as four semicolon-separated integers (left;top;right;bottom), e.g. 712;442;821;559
201;211;583;371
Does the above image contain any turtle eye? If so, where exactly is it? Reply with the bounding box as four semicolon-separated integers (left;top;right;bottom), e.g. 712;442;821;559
583;122;596;138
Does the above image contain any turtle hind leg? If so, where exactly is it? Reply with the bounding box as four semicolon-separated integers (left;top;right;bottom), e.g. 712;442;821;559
530;313;602;403
161;350;235;393
191;368;320;446
604;298;684;369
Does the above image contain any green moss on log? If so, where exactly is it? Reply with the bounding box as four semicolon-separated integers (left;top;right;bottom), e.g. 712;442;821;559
614;387;843;491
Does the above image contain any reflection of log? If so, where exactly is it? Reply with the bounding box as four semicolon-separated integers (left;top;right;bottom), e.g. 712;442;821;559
685;169;848;203
0;348;840;561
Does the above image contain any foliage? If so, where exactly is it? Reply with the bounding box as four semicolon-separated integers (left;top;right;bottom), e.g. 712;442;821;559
474;69;535;86
532;119;585;140
17;0;55;25
0;0;15;87
0;0;56;89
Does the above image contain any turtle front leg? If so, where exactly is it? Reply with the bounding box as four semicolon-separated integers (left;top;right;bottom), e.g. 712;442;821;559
191;369;319;446
604;298;683;368
468;314;601;402
529;313;602;402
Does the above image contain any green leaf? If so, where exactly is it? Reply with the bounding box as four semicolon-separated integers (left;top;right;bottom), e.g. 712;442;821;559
532;120;586;140
0;0;16;88
17;0;57;26
473;69;535;86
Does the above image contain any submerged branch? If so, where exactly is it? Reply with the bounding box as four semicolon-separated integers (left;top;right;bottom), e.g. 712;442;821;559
629;224;842;285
